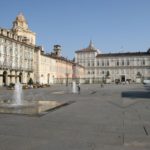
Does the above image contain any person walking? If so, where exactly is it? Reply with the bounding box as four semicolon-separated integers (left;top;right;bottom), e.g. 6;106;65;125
101;81;104;88
77;84;80;94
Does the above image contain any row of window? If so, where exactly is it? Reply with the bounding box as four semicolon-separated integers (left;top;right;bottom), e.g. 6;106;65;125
0;46;33;58
76;53;96;58
78;59;147;67
87;69;147;75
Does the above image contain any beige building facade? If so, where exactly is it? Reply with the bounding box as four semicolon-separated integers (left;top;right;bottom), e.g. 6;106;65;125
75;41;150;83
0;30;34;86
34;46;56;84
0;13;35;86
34;45;85;85
0;13;85;86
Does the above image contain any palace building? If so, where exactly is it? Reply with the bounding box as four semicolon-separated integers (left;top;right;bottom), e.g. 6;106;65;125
75;41;150;84
0;13;85;86
0;13;35;86
2;13;149;86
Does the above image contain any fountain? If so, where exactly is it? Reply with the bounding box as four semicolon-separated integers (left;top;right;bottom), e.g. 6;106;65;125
14;82;23;105
0;83;71;116
72;81;77;93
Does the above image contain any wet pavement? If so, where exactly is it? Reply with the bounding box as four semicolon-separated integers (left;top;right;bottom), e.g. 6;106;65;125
0;100;70;116
0;84;150;150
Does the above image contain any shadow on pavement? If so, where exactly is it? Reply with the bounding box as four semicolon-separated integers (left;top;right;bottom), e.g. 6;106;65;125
122;91;150;99
144;85;150;91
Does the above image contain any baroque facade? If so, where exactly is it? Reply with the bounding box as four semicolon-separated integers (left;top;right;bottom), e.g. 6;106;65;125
0;13;35;86
0;13;85;86
75;41;150;83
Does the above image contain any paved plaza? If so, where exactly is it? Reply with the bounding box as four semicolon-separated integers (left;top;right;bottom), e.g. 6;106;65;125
0;84;150;150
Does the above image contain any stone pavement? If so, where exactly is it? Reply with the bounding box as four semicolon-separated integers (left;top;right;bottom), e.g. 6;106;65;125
0;84;150;150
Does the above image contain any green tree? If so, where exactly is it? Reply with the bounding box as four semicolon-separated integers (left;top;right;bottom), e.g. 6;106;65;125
136;72;142;78
28;78;33;85
106;71;110;78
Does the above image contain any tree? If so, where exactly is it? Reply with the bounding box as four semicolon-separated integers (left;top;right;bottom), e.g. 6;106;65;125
147;48;150;53
28;78;33;85
136;72;142;78
106;71;110;78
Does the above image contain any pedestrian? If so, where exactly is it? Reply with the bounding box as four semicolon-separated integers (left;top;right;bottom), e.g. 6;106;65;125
77;84;80;94
101;81;104;88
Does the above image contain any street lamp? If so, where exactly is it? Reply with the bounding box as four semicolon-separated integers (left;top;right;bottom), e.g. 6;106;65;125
66;73;69;86
65;57;69;86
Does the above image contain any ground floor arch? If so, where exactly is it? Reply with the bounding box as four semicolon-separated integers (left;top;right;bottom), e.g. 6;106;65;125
0;69;33;86
3;71;7;86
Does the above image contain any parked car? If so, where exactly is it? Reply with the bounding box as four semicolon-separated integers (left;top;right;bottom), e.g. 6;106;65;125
143;77;150;84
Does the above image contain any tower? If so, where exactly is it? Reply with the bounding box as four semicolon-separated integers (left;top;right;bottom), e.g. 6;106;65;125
12;12;36;45
53;45;61;57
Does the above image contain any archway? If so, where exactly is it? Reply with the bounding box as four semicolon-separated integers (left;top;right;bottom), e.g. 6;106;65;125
3;71;7;86
19;72;22;83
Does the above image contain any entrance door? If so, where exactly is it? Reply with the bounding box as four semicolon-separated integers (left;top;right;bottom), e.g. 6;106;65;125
19;72;22;83
121;75;125;82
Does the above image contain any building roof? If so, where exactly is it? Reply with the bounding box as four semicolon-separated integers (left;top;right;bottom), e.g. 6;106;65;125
75;40;99;53
0;28;35;47
96;51;150;58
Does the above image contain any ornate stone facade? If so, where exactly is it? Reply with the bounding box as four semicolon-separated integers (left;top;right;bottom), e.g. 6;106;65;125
75;41;150;83
0;29;34;86
12;13;36;45
0;13;85;86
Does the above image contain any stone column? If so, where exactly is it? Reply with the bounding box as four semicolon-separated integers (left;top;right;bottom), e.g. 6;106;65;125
90;78;92;84
15;72;19;83
11;71;16;83
23;72;26;84
7;74;10;85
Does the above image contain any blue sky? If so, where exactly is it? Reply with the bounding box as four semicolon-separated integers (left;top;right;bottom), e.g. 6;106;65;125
0;0;150;59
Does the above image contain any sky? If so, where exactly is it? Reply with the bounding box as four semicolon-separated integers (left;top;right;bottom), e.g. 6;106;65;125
0;0;150;59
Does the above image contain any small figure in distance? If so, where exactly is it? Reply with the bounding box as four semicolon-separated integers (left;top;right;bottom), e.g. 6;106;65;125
77;83;80;94
101;81;104;88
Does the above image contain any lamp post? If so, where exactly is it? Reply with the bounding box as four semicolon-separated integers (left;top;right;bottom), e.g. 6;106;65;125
65;57;69;86
66;73;69;86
